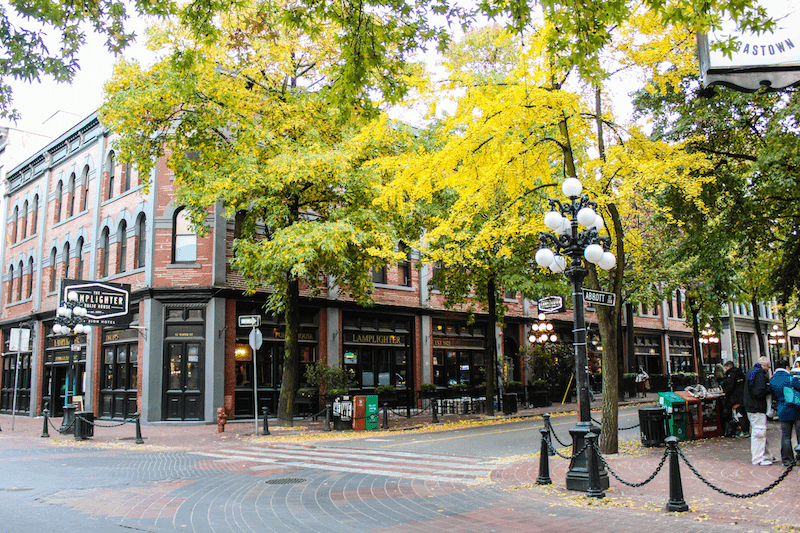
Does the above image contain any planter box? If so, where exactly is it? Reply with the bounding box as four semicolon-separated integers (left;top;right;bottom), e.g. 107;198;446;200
529;389;551;407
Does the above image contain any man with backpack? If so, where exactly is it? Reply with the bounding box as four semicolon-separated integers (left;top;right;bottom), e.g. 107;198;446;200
743;356;775;465
721;361;749;437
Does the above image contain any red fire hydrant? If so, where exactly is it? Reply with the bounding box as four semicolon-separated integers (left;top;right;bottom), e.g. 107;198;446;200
217;407;228;433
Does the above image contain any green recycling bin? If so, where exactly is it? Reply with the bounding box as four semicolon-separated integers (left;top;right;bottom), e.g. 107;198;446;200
366;395;379;430
658;391;687;440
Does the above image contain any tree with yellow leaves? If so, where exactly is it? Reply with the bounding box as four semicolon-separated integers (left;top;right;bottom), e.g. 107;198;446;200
100;1;404;425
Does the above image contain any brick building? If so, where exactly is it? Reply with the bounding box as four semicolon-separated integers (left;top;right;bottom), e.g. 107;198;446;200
0;111;774;425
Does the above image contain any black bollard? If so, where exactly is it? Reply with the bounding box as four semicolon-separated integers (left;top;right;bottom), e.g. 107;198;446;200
536;427;552;485
381;402;389;429
665;436;688;512
133;412;144;445
324;404;331;432
586;433;605;498
262;407;270;436
41;409;49;438
432;399;439;424
542;413;554;456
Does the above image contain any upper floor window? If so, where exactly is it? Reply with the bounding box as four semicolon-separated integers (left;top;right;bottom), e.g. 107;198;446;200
371;266;387;284
11;206;18;244
20;201;28;240
67;172;76;217
49;247;57;292
8;264;14;302
135;214;147;268
76;237;84;280
54;180;63;222
16;260;23;301
101;227;110;277
123;163;132;192
118;221;128;273
63;242;71;280
26;257;34;298
398;242;411;287
676;289;684;318
31;195;38;235
81;166;90;211
107;152;115;200
173;208;196;263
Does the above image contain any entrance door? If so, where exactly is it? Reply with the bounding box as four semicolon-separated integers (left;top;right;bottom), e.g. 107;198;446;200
163;341;203;420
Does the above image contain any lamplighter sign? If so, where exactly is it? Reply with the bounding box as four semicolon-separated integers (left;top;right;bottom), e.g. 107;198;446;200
698;0;800;91
60;279;131;325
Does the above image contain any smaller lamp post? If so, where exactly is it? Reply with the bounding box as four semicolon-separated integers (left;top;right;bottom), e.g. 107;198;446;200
698;323;719;380
52;291;92;431
530;313;558;344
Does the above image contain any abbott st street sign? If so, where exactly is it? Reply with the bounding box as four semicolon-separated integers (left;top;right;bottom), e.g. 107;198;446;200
583;289;616;307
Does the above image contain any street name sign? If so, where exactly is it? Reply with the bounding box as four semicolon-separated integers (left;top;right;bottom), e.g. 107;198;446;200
238;315;261;327
583;289;616;307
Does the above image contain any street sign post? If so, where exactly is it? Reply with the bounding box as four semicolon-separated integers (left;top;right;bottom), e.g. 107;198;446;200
247;324;263;434
239;315;261;328
583;289;616;307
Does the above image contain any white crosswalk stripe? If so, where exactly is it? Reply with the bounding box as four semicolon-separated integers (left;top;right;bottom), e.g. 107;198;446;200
190;443;497;484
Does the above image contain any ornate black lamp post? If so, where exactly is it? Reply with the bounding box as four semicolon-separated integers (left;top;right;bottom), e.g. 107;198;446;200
52;290;91;431
534;177;615;492
699;323;719;381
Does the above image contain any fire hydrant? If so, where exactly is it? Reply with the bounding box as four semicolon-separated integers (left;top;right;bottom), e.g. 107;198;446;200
217;407;228;433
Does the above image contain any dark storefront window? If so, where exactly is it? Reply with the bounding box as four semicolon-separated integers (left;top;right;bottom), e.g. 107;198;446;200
431;320;486;389
100;324;139;419
668;336;694;374
634;335;663;374
342;314;411;390
234;307;318;418
44;329;87;417
1;349;32;414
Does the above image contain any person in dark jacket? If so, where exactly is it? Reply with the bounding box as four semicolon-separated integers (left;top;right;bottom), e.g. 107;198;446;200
721;361;750;437
769;358;800;466
743;356;775;465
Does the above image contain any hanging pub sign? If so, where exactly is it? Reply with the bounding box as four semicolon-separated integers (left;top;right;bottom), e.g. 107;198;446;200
60;279;132;326
537;296;564;314
698;0;800;91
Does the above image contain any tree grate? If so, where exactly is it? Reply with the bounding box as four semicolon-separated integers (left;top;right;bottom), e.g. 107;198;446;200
264;478;306;485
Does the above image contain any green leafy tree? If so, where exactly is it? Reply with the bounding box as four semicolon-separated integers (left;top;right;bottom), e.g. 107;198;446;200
101;2;402;425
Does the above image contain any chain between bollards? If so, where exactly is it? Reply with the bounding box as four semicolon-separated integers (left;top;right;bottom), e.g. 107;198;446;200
542;414;555;456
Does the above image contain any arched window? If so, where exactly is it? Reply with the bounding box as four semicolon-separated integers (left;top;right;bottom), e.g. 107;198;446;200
49;248;57;292
81;166;90;211
107;152;115;200
172;208;196;263
101;228;110;277
135;214;147;268
31;195;39;235
76;237;84;280
67;172;76;217
63;242;70;280
8;264;14;302
21;201;28;240
55;181;63;222
118;221;127;273
11;206;18;244
16;260;23;301
27;257;34;298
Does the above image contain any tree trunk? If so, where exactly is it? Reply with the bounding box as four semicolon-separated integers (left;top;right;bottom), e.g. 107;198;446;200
277;274;300;426
751;294;766;362
485;275;497;416
728;299;740;367
689;300;706;386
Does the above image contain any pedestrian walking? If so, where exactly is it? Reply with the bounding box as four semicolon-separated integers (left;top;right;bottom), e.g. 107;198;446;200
743;356;775;465
769;358;800;466
635;367;649;398
721;361;749;437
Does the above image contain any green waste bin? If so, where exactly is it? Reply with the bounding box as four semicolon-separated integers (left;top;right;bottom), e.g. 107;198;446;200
366;395;379;430
658;391;687;440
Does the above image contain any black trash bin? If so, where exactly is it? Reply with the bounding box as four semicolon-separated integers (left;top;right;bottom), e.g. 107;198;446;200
74;411;94;440
503;393;518;415
638;406;667;447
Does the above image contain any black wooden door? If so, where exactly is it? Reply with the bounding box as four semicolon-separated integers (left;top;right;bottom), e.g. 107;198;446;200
163;341;203;420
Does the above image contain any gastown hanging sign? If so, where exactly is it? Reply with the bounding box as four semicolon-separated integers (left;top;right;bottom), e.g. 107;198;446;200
60;279;131;325
698;0;800;91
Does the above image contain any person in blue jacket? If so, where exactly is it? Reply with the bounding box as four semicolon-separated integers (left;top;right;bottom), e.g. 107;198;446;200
769;358;800;466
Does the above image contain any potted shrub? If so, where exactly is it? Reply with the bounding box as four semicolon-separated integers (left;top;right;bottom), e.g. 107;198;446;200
305;361;355;403
375;384;397;405
449;383;467;397
420;383;437;398
528;379;550;407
